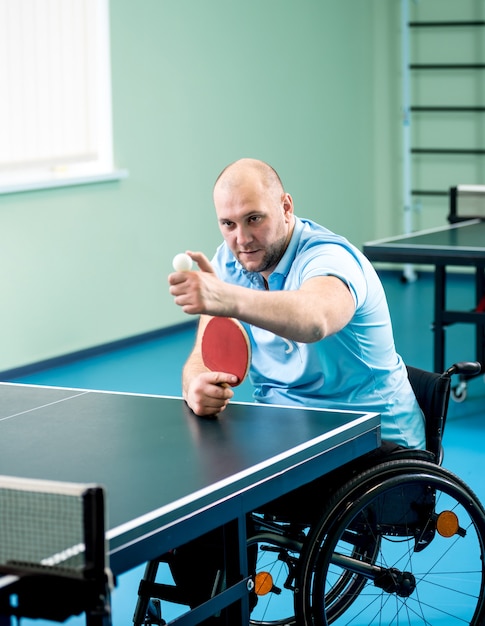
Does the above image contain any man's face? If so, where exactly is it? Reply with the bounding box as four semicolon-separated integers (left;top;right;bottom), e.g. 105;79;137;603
214;177;294;278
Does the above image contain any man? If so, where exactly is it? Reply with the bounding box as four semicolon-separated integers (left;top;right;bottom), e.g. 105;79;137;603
169;157;425;448
166;158;425;624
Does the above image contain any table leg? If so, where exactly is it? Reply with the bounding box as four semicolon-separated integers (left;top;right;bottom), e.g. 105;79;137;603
433;265;446;373
220;516;250;625
475;267;485;371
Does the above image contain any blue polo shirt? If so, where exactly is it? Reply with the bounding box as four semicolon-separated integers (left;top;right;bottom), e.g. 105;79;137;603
211;216;426;449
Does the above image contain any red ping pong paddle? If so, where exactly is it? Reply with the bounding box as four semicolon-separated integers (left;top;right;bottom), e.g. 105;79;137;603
201;317;251;386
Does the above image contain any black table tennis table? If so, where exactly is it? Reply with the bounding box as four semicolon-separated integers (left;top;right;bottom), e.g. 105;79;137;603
0;383;380;626
363;219;485;381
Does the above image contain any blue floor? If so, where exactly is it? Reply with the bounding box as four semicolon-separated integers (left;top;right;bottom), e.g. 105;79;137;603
4;270;485;625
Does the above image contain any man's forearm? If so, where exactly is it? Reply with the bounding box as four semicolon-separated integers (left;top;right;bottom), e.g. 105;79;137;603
227;276;354;343
182;352;206;401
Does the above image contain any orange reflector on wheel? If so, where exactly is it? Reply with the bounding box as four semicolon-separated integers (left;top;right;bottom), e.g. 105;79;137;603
436;510;460;537
254;571;273;596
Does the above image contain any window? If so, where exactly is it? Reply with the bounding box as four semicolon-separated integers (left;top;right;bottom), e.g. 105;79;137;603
0;0;126;194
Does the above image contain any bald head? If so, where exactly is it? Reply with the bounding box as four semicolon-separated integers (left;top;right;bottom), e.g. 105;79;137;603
212;158;295;278
214;158;284;198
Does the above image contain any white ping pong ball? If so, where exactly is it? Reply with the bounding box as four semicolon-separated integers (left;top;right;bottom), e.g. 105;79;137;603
172;253;193;272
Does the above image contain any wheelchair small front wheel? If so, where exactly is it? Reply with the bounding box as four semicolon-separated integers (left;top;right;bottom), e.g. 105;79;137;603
248;529;304;626
296;459;485;625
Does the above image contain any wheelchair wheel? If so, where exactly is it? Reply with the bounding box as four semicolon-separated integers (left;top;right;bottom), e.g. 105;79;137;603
296;459;485;625
248;527;304;626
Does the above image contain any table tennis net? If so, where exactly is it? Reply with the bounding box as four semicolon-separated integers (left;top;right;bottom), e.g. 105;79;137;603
0;475;105;578
449;185;485;222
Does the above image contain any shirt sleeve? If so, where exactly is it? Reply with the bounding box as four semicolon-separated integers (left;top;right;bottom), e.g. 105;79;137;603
297;242;368;309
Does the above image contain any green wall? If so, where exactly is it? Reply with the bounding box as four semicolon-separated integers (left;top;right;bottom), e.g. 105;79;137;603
0;1;401;372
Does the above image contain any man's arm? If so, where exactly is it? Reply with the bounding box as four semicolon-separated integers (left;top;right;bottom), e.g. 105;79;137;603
169;251;355;416
169;252;355;343
228;275;354;342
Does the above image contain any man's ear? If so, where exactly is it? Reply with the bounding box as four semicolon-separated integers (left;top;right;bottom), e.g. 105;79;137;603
282;193;294;219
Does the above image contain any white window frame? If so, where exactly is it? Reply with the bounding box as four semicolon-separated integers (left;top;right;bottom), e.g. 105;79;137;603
0;0;127;195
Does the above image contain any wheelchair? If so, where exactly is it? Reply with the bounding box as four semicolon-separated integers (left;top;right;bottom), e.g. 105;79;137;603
135;361;485;626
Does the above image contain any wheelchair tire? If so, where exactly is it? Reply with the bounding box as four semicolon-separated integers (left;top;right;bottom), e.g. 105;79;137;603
295;459;485;625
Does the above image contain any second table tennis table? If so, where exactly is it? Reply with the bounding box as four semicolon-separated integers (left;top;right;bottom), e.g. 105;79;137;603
363;219;485;388
0;382;380;626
